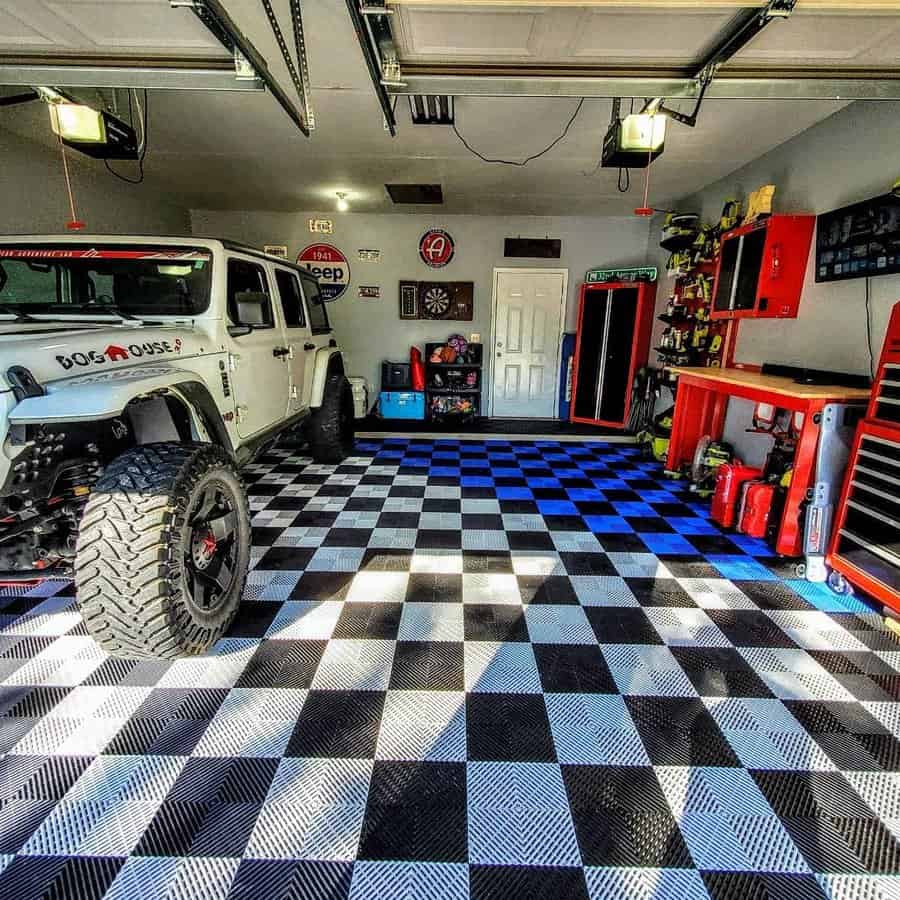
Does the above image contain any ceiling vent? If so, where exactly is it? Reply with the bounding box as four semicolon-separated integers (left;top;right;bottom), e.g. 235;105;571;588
408;95;454;125
386;184;444;205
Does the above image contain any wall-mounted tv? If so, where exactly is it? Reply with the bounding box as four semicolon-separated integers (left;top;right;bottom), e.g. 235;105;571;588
816;192;900;283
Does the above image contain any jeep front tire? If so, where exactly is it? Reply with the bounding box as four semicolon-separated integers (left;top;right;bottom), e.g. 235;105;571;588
308;374;356;463
75;442;250;658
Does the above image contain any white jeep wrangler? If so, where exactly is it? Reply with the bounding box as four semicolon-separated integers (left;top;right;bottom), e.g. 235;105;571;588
0;235;356;658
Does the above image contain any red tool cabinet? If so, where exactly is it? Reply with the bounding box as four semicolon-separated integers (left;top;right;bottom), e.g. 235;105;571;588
828;301;900;613
570;280;656;429
711;215;815;320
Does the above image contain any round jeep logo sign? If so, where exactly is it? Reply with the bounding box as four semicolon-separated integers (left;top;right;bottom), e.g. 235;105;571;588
419;229;455;268
297;243;350;301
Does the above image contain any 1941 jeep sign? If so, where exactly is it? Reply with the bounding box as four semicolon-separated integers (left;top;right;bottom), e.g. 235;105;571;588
298;243;350;301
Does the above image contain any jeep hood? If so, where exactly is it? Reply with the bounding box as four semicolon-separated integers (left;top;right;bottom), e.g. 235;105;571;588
0;322;204;393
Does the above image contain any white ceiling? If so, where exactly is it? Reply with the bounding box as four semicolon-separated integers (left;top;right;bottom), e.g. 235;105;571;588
0;0;886;216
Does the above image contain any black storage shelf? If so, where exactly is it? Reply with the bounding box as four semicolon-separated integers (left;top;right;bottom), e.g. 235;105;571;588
428;387;481;395
428;361;483;368
425;342;483;422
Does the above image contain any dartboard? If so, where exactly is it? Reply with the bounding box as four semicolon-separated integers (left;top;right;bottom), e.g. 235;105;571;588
422;285;451;318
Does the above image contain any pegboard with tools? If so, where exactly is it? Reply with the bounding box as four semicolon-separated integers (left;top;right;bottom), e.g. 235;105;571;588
656;204;739;380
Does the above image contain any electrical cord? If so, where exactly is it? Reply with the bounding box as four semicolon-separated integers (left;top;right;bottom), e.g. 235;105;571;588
865;276;875;379
617;167;630;192
104;88;148;185
452;98;585;166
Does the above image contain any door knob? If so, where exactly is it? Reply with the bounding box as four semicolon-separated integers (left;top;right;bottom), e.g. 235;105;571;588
304;342;316;351
272;346;290;358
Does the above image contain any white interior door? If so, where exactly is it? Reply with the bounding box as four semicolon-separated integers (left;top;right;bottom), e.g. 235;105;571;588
491;269;567;418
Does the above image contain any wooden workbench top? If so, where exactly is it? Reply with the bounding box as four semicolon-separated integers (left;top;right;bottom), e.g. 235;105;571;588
668;366;872;401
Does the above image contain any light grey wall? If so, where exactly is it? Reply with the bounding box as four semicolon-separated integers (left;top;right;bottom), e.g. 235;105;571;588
0;126;190;235
647;101;900;463
190;208;652;403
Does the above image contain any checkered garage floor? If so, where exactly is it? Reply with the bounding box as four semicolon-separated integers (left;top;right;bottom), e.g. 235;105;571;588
1;439;899;900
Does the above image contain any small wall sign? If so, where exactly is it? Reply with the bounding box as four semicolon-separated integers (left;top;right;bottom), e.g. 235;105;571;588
264;245;288;259
358;249;381;261
297;243;350;302
419;229;455;268
358;285;380;299
308;219;334;234
585;266;658;284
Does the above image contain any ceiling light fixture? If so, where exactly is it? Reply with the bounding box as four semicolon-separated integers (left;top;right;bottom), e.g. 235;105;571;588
49;103;107;144
336;192;349;212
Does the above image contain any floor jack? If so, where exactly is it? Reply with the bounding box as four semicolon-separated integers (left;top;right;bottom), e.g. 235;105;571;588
800;402;866;582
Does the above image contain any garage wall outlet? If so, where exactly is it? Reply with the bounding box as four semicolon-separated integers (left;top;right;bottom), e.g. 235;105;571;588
470;333;481;343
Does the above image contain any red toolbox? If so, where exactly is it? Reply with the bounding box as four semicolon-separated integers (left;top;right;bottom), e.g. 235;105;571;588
828;300;900;613
739;482;779;539
711;464;764;529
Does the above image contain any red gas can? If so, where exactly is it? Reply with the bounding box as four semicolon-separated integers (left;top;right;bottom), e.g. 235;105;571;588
711;464;763;529
739;482;778;539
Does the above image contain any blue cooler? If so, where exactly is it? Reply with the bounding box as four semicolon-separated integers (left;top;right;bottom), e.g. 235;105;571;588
380;391;425;419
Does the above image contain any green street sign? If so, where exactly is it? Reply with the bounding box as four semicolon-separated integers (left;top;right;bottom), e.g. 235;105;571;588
586;266;658;283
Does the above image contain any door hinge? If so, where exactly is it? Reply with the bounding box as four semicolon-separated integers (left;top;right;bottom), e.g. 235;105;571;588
228;353;241;372
290;386;298;400
235;404;248;423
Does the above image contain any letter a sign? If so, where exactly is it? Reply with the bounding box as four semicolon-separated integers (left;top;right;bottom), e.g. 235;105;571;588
419;229;455;269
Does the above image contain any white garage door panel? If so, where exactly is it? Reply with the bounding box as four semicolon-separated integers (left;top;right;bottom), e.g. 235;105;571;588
394;4;735;65
0;4;62;46
492;269;566;419
571;9;735;61
398;7;542;58
0;0;226;54
735;13;900;64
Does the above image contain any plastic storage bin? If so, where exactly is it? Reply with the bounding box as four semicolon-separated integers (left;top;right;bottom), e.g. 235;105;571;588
381;361;411;390
380;391;425;419
348;377;368;419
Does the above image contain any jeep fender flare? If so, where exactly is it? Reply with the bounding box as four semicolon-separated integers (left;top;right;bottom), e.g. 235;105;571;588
8;367;235;454
310;349;345;408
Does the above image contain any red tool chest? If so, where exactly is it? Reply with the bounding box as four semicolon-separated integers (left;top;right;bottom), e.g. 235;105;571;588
828;301;900;613
711;215;815;321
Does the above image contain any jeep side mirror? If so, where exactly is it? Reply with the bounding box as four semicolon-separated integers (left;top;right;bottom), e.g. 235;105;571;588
234;291;269;327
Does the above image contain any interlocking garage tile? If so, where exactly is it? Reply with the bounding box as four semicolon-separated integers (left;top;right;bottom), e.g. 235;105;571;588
358;761;467;862
562;764;693;868
1;438;898;899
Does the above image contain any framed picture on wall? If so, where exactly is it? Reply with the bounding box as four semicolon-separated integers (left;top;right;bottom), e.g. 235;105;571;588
399;281;419;318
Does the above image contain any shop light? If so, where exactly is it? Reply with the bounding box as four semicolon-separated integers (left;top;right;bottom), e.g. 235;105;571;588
336;192;349;212
49;103;106;144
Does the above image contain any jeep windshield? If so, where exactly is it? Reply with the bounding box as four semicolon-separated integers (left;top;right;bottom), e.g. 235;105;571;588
0;245;212;318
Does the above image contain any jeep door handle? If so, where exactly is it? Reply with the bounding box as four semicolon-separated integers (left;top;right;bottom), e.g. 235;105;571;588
273;346;290;358
304;342;316;351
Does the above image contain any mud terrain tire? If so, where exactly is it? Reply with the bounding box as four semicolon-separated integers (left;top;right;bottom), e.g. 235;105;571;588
308;374;355;463
75;442;250;658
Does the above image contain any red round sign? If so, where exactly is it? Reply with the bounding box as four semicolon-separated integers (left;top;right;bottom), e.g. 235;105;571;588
419;229;455;268
297;243;350;301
